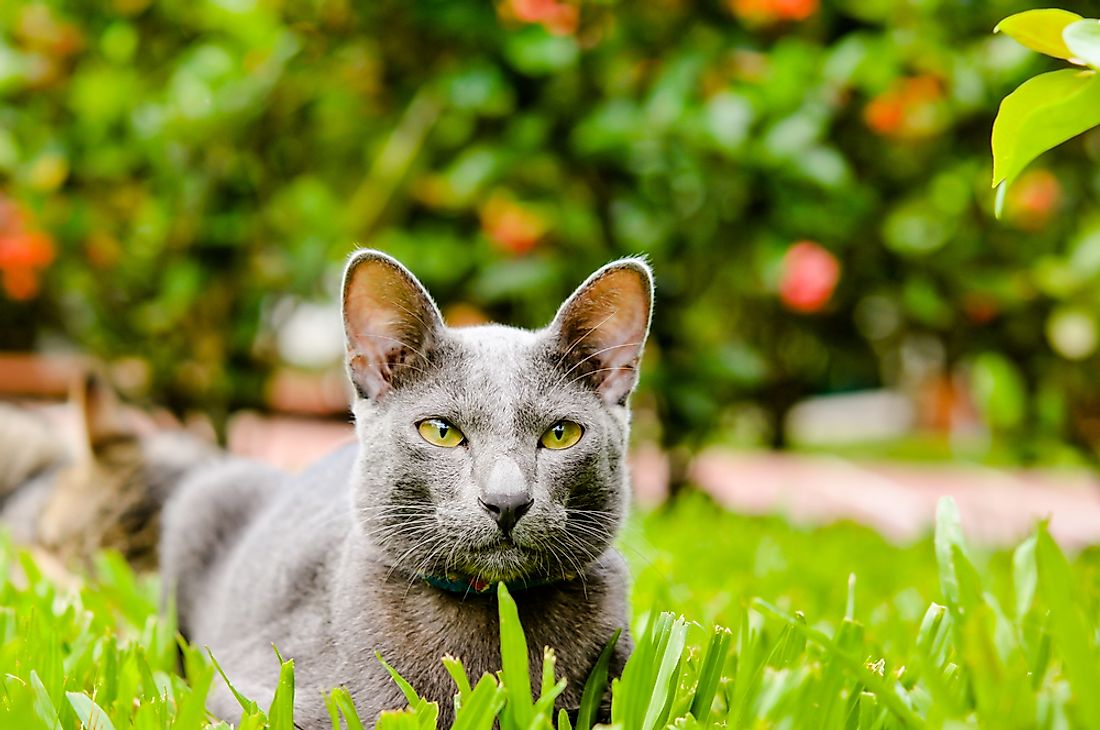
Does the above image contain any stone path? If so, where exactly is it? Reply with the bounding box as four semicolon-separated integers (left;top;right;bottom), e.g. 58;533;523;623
227;415;1100;550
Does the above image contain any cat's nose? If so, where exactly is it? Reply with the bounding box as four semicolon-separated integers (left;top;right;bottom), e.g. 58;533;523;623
479;491;534;535
479;457;533;534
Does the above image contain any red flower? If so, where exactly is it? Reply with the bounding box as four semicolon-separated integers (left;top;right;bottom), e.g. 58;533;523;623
730;0;817;24
0;194;55;301
504;0;578;35
1005;169;1061;232
779;241;840;313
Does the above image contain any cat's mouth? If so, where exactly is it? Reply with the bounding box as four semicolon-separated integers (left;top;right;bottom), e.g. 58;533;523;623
459;538;541;582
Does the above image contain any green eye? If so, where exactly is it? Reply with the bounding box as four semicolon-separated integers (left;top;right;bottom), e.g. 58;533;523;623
418;418;465;448
540;420;584;450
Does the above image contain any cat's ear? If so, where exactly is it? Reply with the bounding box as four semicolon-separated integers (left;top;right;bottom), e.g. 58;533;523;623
550;258;654;405
73;371;134;458
342;249;444;401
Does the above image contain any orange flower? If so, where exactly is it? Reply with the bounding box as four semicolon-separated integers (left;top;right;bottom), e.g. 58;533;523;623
779;241;840;314
864;75;947;139
480;194;548;256
729;0;817;24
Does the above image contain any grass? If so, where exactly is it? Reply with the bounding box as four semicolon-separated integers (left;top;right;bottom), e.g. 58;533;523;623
2;494;1100;728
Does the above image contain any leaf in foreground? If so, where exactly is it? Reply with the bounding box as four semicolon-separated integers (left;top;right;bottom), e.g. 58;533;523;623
994;9;1083;60
991;69;1100;194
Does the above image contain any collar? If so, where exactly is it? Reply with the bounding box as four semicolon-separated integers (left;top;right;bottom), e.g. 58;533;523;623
422;572;574;595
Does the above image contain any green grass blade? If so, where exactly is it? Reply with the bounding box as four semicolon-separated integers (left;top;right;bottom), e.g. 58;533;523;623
326;687;366;730
689;626;732;722
1035;524;1100;727
377;708;422;730
533;646;568;721
377;652;422;707
934;497;963;611
641;615;687;730
206;648;260;714
751;599;922;728
29;671;62;730
1012;534;1037;619
268;656;296;730
575;628;621;730
443;655;474;702
452;674;506;730
497;582;534;730
66;691;116;730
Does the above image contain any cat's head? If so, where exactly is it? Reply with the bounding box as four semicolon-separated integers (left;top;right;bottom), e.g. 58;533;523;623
343;250;653;586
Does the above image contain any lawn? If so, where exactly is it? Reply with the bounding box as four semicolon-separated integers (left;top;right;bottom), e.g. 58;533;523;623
2;494;1098;729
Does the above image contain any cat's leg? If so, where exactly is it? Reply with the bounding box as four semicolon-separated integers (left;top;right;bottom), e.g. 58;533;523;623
159;458;284;638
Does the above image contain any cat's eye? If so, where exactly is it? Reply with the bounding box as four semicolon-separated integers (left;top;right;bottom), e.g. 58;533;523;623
540;420;584;450
417;418;465;448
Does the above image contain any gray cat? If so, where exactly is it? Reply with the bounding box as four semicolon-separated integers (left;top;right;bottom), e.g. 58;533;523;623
160;250;654;728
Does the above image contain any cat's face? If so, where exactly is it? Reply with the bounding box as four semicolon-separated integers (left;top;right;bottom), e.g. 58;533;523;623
343;251;652;585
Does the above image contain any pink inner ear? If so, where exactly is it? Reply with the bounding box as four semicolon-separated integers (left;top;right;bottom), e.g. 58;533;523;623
343;257;439;401
562;266;652;404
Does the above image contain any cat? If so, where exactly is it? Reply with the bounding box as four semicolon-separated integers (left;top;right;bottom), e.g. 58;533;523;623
160;250;654;728
0;373;219;572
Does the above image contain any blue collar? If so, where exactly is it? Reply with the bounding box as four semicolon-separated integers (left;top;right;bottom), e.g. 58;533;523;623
422;573;572;595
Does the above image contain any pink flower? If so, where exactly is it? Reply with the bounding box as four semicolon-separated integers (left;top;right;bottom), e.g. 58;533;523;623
779;241;840;313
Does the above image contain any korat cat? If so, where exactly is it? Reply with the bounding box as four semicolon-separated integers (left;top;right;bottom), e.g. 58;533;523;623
161;250;654;727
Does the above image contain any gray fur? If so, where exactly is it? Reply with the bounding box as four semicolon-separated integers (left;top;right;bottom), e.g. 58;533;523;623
160;251;654;727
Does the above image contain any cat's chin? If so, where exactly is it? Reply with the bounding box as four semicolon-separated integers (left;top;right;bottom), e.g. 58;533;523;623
457;541;545;583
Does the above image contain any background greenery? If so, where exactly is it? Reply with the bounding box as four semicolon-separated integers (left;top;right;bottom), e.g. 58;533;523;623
4;0;1100;463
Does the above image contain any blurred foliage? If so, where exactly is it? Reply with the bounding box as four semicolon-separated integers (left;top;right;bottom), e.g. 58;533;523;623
3;0;1100;461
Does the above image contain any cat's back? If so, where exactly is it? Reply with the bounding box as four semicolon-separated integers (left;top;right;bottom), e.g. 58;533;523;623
0;404;65;501
173;443;358;639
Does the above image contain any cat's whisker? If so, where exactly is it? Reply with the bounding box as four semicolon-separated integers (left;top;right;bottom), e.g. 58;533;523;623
564;365;632;388
557;342;643;381
554;309;620;369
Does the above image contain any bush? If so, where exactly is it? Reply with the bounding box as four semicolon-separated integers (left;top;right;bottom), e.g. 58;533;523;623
3;1;1100;459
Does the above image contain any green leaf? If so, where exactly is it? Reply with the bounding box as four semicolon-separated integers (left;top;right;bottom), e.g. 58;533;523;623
1065;19;1100;68
451;674;506;730
326;687;365;730
207;648;260;714
934;497;964;610
994;9;1082;59
29;671;62;730
1035;524;1100;727
442;656;473;703
496;582;534;730
533;646;568;722
66;692;116;730
1012;534;1038;619
689;627;732;723
377;652;422;708
992;69;1100;188
641;616;687;730
377;708;423;730
576;628;621;730
268;656;296;730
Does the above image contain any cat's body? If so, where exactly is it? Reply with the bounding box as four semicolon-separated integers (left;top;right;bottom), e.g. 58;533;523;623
165;445;630;727
0;381;218;570
162;252;653;727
